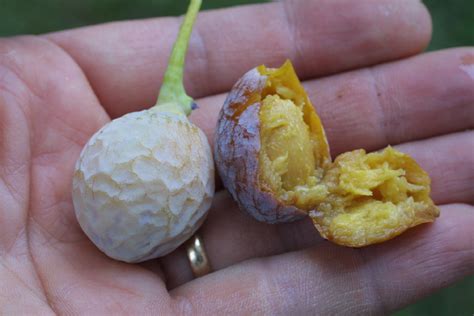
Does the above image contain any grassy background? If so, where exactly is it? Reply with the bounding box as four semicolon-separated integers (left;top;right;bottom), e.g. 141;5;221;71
1;0;473;50
0;0;472;314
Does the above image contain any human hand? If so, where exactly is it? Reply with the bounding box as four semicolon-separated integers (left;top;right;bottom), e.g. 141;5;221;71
1;0;472;314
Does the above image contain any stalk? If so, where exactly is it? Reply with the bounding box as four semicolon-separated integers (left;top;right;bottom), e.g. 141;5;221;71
153;0;201;116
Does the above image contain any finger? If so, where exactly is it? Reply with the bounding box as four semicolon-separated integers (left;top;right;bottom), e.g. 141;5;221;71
170;204;474;314
45;0;432;118
397;131;474;205
190;48;474;156
311;48;474;155
161;131;474;287
161;191;322;288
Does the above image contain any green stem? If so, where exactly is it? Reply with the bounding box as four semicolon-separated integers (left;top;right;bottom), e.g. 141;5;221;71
153;0;201;116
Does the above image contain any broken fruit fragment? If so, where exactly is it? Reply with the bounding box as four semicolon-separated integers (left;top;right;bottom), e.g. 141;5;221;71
214;60;439;247
310;147;439;246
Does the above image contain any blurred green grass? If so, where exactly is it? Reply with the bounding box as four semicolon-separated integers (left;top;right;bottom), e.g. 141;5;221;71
1;0;473;51
0;0;268;36
0;0;472;314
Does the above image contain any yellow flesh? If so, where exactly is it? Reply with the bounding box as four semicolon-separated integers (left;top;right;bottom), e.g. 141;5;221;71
259;95;327;208
259;94;438;247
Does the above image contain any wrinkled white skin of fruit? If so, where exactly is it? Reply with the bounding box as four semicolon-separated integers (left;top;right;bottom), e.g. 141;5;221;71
72;109;214;262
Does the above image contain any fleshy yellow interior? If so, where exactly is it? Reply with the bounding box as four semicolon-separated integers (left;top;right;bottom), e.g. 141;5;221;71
258;90;438;247
259;95;328;209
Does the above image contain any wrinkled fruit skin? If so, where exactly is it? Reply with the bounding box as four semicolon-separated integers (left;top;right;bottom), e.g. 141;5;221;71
72;110;214;262
215;60;439;247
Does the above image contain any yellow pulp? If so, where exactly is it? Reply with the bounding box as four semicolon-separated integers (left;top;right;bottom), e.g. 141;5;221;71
258;94;438;247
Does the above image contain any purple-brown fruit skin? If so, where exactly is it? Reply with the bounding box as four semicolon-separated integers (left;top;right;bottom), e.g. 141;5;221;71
214;68;306;224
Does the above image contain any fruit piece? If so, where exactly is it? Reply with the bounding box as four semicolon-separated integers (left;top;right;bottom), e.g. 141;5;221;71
310;147;438;247
214;60;439;246
215;61;330;223
72;0;214;263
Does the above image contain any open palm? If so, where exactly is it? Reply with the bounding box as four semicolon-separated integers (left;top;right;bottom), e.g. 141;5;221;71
1;0;473;314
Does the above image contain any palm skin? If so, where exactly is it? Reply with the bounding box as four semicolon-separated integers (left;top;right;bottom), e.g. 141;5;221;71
0;0;473;314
